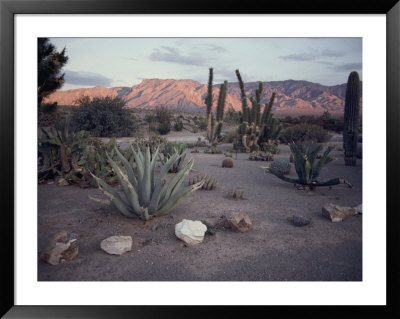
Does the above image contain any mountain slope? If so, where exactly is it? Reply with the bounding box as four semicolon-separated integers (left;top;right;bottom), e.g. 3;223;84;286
45;78;361;115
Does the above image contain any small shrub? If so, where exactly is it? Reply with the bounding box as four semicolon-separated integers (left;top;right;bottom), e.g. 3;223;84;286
198;117;207;131
40;102;58;113
71;96;136;137
157;121;171;135
279;123;330;144
221;128;236;143
155;105;172;124
223;108;240;124
174;120;184;131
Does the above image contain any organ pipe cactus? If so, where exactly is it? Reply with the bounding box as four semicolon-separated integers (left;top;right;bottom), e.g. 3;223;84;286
91;146;204;220
343;71;361;166
205;68;228;145
234;70;280;152
267;142;352;190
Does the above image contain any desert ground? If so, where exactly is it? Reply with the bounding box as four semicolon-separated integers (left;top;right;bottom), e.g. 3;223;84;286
38;132;362;281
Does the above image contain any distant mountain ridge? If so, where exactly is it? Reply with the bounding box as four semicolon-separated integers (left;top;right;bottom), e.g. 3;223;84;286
45;78;362;115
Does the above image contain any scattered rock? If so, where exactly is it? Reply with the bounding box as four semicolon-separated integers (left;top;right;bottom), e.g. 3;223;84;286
322;203;358;222
225;212;252;232
292;214;311;227
354;204;362;214
222;157;234;168
41;231;79;265
175;219;207;245
100;235;132;255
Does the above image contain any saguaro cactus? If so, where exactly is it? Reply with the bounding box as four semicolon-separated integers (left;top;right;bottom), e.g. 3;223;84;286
343;71;361;166
205;68;228;145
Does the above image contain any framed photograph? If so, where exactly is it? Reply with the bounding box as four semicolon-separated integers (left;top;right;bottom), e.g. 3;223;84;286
1;0;399;317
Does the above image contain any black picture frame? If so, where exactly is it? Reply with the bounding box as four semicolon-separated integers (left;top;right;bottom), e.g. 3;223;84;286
1;0;399;318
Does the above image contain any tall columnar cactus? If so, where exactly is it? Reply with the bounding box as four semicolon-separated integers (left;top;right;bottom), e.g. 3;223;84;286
205;68;228;145
234;70;280;152
91;146;203;220
343;71;361;166
259;92;281;143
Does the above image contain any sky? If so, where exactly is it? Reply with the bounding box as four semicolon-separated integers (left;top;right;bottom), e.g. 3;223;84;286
49;37;362;91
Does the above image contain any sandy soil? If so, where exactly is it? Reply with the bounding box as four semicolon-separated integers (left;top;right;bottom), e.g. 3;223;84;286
38;134;362;281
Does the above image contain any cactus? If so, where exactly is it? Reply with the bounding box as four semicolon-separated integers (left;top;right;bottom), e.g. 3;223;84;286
189;173;218;190
343;71;361;166
233;70;280;152
260;141;280;154
267;141;352;190
205;68;228;145
204;146;222;154
222;157;234;168
270;158;291;175
249;151;274;161
160;142;187;173
91;146;203;220
227;188;244;200
38;116;90;181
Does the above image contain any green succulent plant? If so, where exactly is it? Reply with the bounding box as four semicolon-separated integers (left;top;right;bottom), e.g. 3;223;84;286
91;146;203;220
160;142;187;173
267;142;352;190
38;116;90;180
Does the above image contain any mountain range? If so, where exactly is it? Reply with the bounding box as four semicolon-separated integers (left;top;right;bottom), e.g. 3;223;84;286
45;78;362;115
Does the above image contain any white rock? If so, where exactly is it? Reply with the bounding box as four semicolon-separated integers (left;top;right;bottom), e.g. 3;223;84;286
175;219;207;245
354;204;362;214
100;235;132;255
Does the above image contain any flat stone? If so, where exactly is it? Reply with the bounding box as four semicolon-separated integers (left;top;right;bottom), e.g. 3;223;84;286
292;214;311;227
322;203;358;222
100;235;132;255
175;219;207;245
225;212;252;232
41;231;79;265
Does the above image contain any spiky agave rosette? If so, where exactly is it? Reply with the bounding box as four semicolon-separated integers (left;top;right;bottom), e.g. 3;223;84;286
267;142;352;190
90;146;204;220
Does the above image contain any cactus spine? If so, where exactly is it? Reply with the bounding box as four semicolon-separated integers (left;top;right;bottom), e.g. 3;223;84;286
205;68;227;145
343;71;361;166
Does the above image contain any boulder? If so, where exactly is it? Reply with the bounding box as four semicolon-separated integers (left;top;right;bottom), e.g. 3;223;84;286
41;231;79;265
322;203;358;222
100;235;132;255
225;212;252;232
292;214;311;227
175;219;207;245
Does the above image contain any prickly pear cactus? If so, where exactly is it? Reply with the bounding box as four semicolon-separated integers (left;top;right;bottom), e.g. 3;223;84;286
189;173;217;190
270;158;291;175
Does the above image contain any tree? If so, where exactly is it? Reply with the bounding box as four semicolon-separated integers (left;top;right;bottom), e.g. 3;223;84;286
38;38;68;107
71;96;137;137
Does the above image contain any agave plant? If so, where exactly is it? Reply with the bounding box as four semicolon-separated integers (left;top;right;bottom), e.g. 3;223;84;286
91;146;203;220
159;142;187;173
38;116;90;180
267;142;352;190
